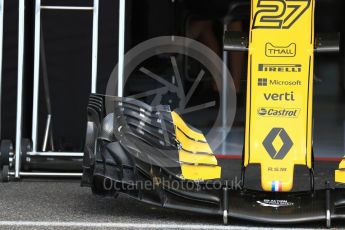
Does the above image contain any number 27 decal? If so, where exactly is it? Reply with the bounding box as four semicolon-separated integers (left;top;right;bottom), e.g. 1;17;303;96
253;0;311;29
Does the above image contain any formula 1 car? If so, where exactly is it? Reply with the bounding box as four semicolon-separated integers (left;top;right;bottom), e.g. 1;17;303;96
81;0;345;227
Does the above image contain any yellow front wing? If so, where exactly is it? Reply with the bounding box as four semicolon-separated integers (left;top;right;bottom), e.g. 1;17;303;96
171;112;221;181
335;159;345;183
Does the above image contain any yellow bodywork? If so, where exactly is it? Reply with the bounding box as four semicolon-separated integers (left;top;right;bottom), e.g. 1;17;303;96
171;112;221;180
335;159;345;183
245;0;315;192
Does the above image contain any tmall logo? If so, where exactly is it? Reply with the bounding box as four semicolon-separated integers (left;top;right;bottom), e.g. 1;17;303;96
258;64;302;73
265;43;296;57
263;128;293;160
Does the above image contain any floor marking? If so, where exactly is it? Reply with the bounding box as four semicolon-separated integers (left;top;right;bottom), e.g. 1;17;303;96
0;221;306;229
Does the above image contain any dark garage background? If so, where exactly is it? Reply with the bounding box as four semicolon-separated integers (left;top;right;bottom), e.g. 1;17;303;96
0;0;344;156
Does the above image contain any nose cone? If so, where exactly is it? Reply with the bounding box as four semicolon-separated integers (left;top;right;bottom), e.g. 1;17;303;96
261;164;294;192
262;179;293;192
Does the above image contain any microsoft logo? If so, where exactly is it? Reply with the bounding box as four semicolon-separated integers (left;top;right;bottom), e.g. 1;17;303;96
258;78;268;86
257;78;302;87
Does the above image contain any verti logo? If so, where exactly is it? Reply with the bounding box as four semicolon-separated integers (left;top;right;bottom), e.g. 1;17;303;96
263;92;295;101
265;43;296;57
263;128;293;160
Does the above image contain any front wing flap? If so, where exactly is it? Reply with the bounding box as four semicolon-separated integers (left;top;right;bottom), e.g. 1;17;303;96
81;94;345;226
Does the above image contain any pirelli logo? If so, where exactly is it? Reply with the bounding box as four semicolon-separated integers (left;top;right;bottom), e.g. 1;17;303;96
258;64;302;73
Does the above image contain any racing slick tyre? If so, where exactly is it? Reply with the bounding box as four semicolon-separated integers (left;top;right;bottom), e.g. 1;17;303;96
21;139;32;171
0;140;13;169
0;165;9;182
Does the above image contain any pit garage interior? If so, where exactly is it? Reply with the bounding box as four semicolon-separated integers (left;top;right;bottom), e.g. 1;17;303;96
0;0;345;229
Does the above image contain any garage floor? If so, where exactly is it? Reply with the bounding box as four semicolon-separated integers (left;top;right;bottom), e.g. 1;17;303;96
0;180;249;230
0;167;344;230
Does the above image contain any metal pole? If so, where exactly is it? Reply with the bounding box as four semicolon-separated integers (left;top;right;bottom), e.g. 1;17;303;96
221;24;228;155
9;172;82;177
40;26;55;151
117;0;125;97
91;0;99;94
32;0;41;152
40;6;93;11
0;0;4;138
42;114;51;151
27;151;83;157
15;0;26;178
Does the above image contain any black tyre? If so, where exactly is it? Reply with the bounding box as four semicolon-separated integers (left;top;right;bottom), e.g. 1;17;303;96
21;139;32;153
0;165;9;182
21;139;32;171
0;140;13;169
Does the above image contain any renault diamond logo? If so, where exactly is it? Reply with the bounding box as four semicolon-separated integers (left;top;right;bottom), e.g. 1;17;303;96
263;128;293;160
